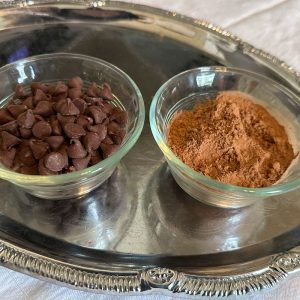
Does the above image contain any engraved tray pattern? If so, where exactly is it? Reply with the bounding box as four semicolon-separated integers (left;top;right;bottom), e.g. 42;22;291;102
0;0;299;297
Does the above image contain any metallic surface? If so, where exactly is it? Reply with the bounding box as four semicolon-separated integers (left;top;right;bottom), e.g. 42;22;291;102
0;0;299;296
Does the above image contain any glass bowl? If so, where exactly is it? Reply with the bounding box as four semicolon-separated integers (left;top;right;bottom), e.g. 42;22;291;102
0;53;145;199
150;66;300;208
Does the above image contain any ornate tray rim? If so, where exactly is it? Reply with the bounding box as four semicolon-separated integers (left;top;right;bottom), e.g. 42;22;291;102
1;239;300;296
0;0;299;297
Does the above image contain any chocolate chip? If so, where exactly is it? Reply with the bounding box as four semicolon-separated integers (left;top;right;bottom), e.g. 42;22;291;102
52;93;67;102
68;88;82;99
73;99;87;114
15;144;36;166
1;131;21;150
76;115;93;128
33;89;48;104
29;139;49;160
34;114;45;122
102;135;114;145
82;132;101;153
68;76;83;88
19;139;30;147
49;115;57;122
0;120;19;135
100;143;118;158
111;129;126;145
102;117;110;126
22;97;34;109
44;152;65;172
56;98;80;116
57;145;69;169
31;82;48;94
110;108;128;125
47;85;55;95
57;114;76;126
13;84;29;99
97;83;112;100
45;94;52;101
85;97;103;106
87;106;106;124
11;161;21;172
87;124;107;141
52;82;68;95
86;82;98;97
100;102;114;114
54;98;64;111
72;154;91;171
33;100;54;117
17;109;36;129
46;136;64;151
19;164;38;175
63;123;86;139
7;105;27;118
90;150;102;165
0;147;16;168
38;158;57;175
66;166;76;173
32;121;52;138
19;128;32;139
67;139;87;159
107;121;121;135
0;108;14;124
50;119;62;135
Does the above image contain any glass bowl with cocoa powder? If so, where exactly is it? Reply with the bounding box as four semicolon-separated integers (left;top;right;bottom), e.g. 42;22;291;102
0;53;145;199
150;66;300;208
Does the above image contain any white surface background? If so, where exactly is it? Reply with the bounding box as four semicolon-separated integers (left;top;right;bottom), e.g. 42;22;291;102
1;0;300;299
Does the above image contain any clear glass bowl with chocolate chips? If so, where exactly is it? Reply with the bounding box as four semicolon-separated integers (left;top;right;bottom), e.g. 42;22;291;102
0;53;144;199
150;66;300;208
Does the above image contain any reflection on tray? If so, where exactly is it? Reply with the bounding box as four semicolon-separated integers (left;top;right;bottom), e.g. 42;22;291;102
144;163;265;255
0;164;137;251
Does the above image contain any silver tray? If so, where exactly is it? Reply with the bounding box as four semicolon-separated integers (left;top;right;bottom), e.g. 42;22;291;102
0;0;300;297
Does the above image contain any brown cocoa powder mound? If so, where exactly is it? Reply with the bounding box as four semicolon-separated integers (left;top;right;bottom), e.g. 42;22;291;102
167;91;295;188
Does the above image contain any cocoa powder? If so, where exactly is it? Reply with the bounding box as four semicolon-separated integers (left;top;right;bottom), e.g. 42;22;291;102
167;91;295;188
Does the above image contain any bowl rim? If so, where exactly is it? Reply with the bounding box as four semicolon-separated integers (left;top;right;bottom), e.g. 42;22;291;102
150;65;300;196
0;52;145;184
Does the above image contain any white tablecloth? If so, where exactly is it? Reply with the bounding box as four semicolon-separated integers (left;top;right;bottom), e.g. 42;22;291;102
1;0;300;299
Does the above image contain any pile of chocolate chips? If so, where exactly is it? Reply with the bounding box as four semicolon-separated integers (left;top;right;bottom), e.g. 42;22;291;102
0;77;128;175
